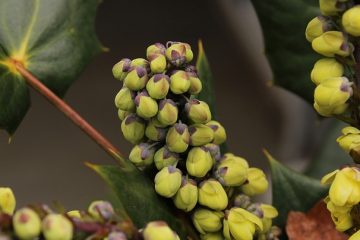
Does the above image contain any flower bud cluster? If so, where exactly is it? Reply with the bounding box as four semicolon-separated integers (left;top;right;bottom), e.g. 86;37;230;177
305;0;360;117
113;42;279;239
0;187;183;240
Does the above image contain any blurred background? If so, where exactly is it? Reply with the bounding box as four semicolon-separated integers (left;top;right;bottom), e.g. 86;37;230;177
0;0;321;209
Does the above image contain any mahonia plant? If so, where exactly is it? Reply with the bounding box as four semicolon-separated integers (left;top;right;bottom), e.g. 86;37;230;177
0;187;184;240
112;41;281;240
305;0;360;239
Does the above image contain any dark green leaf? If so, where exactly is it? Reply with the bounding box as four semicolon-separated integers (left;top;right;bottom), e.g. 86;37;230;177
306;120;352;179
0;0;103;135
264;150;328;227
87;163;199;240
251;0;319;103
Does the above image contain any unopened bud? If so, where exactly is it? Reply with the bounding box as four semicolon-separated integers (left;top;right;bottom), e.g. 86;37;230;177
185;99;212;124
192;209;224;234
131;58;150;71
146;43;166;59
0;188;15;215
204;143;221;162
342;6;360;37
312;31;352;57
170;70;191;94
145;120;168;141
186;147;213;178
88;200;115;221
310;58;344;85
149;54;167;74
188;72;203;95
118;109;130;121
215;156;248;187
114;87;136;112
157;99;178;126
143;221;178;240
206;121;227;145
198;179;228;210
166;123;190;153
121;114;146;144
200;232;223;240
173;177;198;212
305;16;332;42
42;214;73;240
124;66;148;91
129;143;156;168
166;42;193;66
135;91;159;119
189;124;214;146
240;168;269;196
146;74;170;99
154;147;180;170
112;58;131;81
319;0;346;16
13;208;41;240
154;166;182;198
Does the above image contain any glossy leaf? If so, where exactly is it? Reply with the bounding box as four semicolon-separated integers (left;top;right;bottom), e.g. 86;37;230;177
0;0;102;135
251;0;319;103
88;163;199;240
264;150;328;227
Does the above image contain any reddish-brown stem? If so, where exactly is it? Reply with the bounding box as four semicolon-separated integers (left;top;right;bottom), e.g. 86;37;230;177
13;60;126;166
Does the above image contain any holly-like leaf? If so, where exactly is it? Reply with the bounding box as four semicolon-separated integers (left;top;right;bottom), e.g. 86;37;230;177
0;0;102;135
251;0;319;103
88;163;199;240
264;150;328;228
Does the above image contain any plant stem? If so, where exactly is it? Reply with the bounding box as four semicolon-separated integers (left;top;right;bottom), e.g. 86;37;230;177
13;60;127;166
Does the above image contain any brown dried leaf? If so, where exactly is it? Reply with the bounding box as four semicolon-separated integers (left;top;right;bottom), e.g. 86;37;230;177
286;200;349;240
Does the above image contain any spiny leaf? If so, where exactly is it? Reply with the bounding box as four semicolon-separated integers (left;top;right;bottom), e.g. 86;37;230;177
87;163;199;240
264;150;328;228
251;0;319;103
0;0;102;135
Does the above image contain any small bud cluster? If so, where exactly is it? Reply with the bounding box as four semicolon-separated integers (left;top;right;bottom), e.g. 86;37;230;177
0;187;182;240
113;42;280;239
306;1;360;238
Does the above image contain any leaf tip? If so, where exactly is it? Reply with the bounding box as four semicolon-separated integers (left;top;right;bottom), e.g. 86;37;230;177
101;46;110;53
262;148;277;163
84;161;99;171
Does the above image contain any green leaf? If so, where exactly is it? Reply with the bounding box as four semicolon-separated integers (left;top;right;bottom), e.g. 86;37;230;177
251;0;319;103
306;120;352;179
87;163;199;240
264;150;328;228
0;0;102;135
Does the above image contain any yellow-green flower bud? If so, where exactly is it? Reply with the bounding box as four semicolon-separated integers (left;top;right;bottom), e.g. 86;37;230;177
117;109;130;121
198;179;228;210
145;122;167;142
223;208;263;240
204;143;221;162
312;31;352;57
206;121;227;145
221;153;249;168
124;66;148;91
305;16;331;42
170;70;191;94
106;231;127;240
215;156;248;187
13;208;41;240
350;230;360;240
319;0;346;16
186;99;212;124
129;143;156;168
0;188;15;215
157;99;178;126
149;54;167;74
337;126;360;153
192;209;224;234
154;166;182;198
313;77;353;117
240;168;268;196
166;123;190;153
342;6;360;36
173;177;198;212
166;42;193;66
147;43;166;58
146;74;170;99
322;167;360;207
310;58;344;85
88;200;115;221
121;114;146;144
135;91;159;119
200;232;224;240
42;214;73;240
112;58;131;81
186;147;214;177
131;58;150;71
67;210;81;218
154;147;180;170
188;72;203;95
143;221;178;240
189;124;214;146
114;87;136;112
